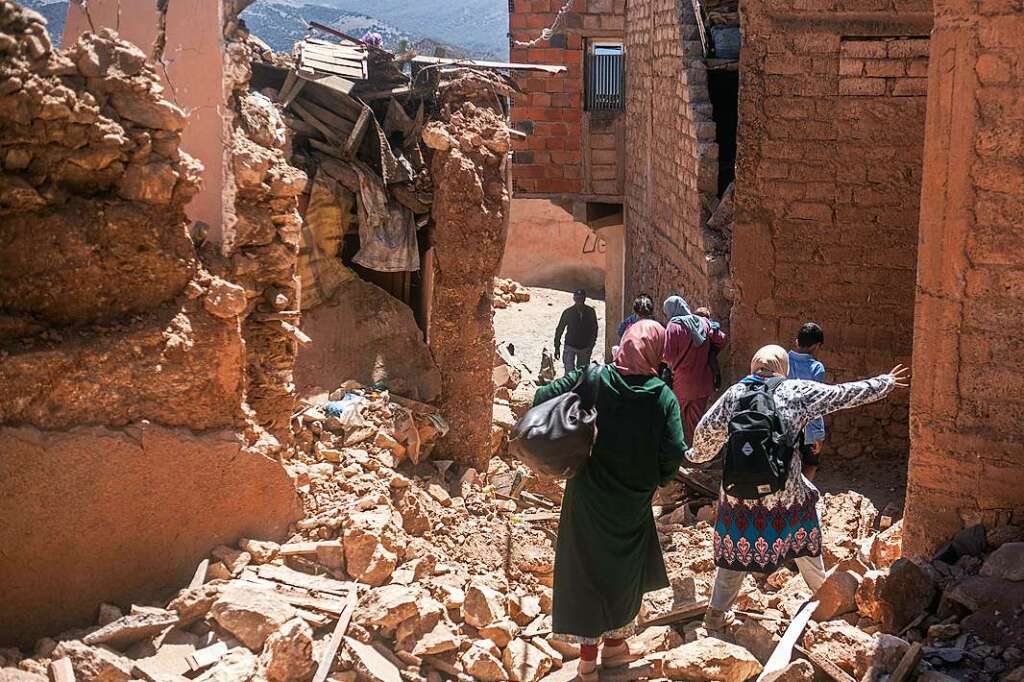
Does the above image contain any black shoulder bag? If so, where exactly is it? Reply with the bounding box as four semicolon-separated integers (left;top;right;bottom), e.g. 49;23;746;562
509;364;602;479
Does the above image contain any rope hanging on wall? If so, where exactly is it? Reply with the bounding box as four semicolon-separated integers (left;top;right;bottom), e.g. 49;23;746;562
512;0;575;47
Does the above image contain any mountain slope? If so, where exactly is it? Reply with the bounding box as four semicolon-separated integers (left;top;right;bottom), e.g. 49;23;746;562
20;0;507;60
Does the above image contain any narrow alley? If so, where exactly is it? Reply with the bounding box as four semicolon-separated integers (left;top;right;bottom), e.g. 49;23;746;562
0;0;1022;681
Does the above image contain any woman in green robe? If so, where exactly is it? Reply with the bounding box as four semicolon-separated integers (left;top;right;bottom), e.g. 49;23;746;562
533;319;686;679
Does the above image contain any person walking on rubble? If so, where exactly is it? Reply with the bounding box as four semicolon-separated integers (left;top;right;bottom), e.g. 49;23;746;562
533;320;686;680
686;345;909;630
554;288;600;375
663;295;728;444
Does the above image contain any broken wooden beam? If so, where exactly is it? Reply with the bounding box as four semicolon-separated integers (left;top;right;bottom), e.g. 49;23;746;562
639;599;708;627
295;96;356;135
344;105;374;160
313;591;358;682
257;563;351;595
345;636;402;682
794;645;856;682
758;600;819;680
890;642;923;682
291;100;342;144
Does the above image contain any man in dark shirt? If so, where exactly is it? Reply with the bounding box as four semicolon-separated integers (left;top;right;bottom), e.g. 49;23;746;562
554;288;600;375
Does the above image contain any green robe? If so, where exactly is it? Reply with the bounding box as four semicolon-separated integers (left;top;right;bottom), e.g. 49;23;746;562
533;365;686;642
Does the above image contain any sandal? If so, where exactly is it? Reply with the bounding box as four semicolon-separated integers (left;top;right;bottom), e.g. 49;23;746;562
601;642;642;669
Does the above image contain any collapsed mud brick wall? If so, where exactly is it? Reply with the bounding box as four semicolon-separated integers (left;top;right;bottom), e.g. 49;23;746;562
623;0;732;334
903;0;1024;556
731;0;931;457
64;0;228;235
219;17;308;441
0;4;299;645
508;0;626;198
425;87;512;471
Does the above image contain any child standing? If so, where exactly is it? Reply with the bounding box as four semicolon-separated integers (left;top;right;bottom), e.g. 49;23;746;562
788;322;826;479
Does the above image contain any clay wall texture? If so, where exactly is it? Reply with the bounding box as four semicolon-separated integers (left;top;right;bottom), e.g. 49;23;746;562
903;0;1024;555
509;0;626;197
0;5;299;644
622;0;722;321
65;0;227;238
501;198;607;295
731;0;932;458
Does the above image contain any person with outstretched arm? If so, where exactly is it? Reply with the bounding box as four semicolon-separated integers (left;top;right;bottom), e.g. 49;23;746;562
686;345;909;631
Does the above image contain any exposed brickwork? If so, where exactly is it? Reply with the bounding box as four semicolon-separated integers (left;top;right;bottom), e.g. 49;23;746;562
509;0;626;197
732;3;932;459
622;0;724;322
903;1;1024;555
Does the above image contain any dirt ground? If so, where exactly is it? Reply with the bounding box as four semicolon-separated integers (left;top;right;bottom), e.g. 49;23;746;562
493;286;606;379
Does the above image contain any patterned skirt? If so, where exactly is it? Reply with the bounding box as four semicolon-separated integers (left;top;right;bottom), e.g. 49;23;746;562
713;488;822;573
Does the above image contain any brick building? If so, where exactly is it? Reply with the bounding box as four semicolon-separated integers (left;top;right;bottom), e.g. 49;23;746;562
903;0;1024;556
510;0;1024;550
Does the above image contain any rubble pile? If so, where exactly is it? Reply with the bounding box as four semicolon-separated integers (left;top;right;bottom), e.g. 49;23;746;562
3;383;1023;682
492;279;531;310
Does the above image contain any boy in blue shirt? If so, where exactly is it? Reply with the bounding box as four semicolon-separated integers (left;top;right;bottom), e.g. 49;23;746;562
788;322;826;480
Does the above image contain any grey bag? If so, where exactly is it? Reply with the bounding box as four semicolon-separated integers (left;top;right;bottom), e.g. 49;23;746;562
509;365;601;479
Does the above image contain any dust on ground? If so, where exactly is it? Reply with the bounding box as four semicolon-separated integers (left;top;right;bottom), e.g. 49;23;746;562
493;286;606;379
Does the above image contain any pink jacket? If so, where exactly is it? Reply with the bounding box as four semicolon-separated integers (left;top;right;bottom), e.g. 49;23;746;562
664;317;727;401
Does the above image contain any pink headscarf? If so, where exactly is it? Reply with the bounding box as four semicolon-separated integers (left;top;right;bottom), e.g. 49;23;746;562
613;319;665;376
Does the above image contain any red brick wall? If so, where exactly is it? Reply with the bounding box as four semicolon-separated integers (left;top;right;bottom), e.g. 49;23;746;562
904;1;1024;555
622;0;724;321
509;0;625;196
732;3;932;459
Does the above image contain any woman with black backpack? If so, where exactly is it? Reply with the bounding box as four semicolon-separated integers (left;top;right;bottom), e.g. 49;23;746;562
532;319;686;680
686;345;909;630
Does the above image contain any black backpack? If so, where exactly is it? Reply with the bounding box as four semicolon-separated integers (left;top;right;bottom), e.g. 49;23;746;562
722;378;798;500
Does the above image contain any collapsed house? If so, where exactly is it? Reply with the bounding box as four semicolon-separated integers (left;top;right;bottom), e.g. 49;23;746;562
0;0;515;645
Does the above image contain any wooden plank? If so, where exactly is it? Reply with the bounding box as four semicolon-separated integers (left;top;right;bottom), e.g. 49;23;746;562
291;100;342;144
758;600;819;679
238;574;348;615
313;591;358;682
890;642;923;682
410;55;566;73
794;645;856;682
257;564;351;595
186;642;229;673
300;54;367;78
308;21;391;57
639;599;708;627
277;69;298;104
281;77;308;108
302;81;363;119
300;72;357;96
188;559;209;589
294;96;356;135
345;637;402;682
344;105;374;159
49;658;76;682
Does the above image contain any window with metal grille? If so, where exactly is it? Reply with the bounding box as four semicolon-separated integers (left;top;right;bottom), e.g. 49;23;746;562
585;43;625;111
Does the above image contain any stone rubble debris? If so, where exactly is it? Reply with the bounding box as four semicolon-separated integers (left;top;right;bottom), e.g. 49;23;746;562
2;406;1023;682
492;279;531;310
